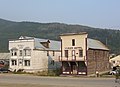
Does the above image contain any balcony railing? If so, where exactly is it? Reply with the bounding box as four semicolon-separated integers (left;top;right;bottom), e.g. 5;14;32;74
59;56;85;61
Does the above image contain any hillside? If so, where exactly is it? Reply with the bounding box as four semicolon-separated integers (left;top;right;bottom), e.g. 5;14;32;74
0;18;120;54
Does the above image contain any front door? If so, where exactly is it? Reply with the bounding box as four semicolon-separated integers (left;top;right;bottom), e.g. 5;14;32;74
72;65;77;74
71;62;77;75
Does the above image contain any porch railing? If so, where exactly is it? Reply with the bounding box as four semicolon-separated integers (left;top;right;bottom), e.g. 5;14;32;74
59;56;85;61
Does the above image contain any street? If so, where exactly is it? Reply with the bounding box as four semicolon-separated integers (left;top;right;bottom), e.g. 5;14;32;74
0;74;118;87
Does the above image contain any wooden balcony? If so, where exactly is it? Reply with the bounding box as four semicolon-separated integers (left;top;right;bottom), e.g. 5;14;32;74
59;56;85;61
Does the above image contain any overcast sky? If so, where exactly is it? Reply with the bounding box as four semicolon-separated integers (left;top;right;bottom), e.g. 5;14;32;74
0;0;120;30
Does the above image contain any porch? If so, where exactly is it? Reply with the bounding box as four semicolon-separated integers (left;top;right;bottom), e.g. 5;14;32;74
62;61;87;75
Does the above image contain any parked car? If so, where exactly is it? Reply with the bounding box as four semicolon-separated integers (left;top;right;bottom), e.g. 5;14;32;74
0;68;10;73
109;70;116;75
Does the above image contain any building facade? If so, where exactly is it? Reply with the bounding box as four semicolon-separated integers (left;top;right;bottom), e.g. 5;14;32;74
59;32;109;75
9;36;61;72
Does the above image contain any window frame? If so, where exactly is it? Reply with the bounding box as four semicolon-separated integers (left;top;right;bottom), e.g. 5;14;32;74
65;50;68;58
24;60;30;66
19;50;22;56
24;49;31;56
11;50;17;56
79;50;83;57
11;60;17;66
72;39;75;46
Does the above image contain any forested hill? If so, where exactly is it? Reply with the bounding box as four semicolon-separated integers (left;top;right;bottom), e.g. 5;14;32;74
0;18;120;54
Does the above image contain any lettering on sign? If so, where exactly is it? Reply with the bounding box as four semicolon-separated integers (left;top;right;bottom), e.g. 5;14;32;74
18;45;24;49
74;47;82;50
65;47;82;50
65;47;73;49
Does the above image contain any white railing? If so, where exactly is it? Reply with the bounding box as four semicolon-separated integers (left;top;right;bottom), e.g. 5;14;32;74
59;56;85;61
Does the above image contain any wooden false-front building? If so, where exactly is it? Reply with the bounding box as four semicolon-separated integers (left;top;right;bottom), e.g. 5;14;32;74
59;32;109;75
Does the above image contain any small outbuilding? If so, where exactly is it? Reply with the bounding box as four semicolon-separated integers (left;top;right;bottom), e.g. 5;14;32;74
0;53;10;68
109;55;120;67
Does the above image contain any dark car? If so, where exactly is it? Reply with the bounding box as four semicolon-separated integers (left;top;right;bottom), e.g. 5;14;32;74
0;68;10;73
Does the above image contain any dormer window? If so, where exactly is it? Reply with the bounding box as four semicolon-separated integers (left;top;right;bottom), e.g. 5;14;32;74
40;40;50;48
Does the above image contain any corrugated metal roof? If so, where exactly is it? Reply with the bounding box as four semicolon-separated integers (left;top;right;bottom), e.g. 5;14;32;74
18;36;108;51
34;38;61;51
87;38;109;50
17;36;60;51
0;53;10;60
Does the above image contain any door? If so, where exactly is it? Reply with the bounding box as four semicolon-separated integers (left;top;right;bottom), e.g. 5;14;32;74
71;62;77;75
72;50;75;60
19;59;23;68
72;65;77;74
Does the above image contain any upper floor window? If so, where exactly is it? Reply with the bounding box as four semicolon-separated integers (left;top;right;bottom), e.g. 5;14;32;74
19;50;22;56
53;51;55;56
24;47;31;56
65;50;68;58
11;47;18;56
11;50;17;56
24;50;31;56
47;51;49;56
72;39;75;46
79;50;83;57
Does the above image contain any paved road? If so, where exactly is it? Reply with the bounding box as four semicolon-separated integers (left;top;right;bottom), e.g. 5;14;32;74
0;74;118;87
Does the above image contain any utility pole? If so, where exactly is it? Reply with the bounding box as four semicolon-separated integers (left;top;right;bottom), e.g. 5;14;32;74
106;38;108;45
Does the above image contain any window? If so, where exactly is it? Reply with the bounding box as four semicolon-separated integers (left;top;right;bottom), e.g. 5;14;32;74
19;50;22;56
51;60;55;65
11;60;17;66
53;51;55;56
11;50;14;56
79;50;83;57
47;51;49;56
112;61;115;63
11;50;17;56
24;50;31;56
24;60;30;66
65;50;68;58
72;39;75;46
14;52;17;56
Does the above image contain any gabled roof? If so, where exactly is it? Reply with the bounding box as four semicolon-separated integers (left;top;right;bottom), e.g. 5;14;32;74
19;36;34;40
110;55;120;61
17;36;108;51
87;38;109;50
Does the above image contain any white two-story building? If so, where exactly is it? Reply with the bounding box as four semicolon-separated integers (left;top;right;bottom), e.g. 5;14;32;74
9;36;61;72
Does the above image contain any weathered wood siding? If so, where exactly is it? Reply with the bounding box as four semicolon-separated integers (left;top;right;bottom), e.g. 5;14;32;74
87;49;109;75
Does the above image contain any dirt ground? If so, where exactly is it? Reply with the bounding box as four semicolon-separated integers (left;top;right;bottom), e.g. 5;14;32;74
0;74;117;87
0;83;74;87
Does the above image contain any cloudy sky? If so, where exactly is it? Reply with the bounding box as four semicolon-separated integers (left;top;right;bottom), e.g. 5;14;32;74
0;0;120;29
